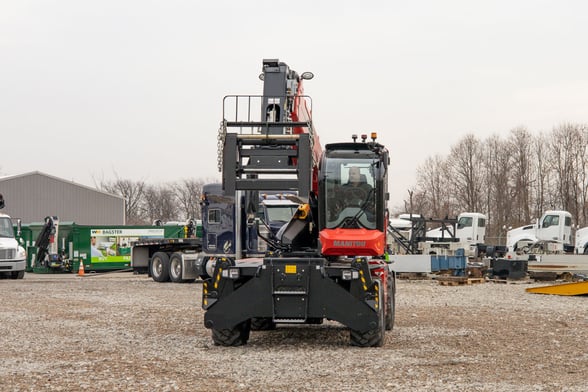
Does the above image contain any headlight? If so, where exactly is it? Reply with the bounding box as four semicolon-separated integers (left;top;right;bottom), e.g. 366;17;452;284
342;269;359;280
221;267;240;279
17;246;26;260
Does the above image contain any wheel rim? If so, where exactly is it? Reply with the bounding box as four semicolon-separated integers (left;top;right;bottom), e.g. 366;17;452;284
171;258;181;278
153;258;162;277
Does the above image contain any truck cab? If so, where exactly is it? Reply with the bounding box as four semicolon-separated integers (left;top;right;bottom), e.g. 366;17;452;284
0;209;27;279
455;212;487;245
575;227;588;254
200;184;299;258
506;210;572;254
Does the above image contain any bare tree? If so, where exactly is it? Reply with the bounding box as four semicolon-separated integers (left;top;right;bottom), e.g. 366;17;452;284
532;133;553;217
414;155;456;218
142;184;179;224
508;127;534;225
446;134;484;212
173;178;205;220
99;176;147;225
549;124;585;220
481;134;512;242
576;125;588;227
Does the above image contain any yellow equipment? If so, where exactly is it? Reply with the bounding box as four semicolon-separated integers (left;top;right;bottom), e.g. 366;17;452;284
526;281;588;296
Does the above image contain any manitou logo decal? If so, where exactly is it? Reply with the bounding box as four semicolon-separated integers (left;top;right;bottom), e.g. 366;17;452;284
333;240;366;247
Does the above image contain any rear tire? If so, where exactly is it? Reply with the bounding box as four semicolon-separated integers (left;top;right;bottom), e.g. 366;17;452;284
169;252;194;283
150;252;170;282
212;320;251;346
11;270;25;280
350;280;385;347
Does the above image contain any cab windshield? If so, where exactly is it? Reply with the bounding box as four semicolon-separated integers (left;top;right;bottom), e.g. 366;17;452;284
264;204;299;223
457;217;472;229
0;217;15;238
323;158;376;229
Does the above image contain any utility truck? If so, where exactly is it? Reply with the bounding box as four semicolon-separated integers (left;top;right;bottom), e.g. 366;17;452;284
0;194;26;279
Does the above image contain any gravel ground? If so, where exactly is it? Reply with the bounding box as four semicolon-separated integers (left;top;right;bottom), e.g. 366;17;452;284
1;272;586;392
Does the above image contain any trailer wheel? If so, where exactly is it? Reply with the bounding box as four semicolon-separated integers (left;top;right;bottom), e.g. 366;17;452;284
385;273;395;331
169;252;194;283
11;271;25;280
212;320;251;346
251;317;276;331
150;252;170;282
350;280;385;347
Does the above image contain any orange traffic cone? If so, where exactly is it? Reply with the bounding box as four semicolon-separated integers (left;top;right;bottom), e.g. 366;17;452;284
78;261;85;276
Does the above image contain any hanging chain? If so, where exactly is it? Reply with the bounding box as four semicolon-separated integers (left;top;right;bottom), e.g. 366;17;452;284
217;120;227;172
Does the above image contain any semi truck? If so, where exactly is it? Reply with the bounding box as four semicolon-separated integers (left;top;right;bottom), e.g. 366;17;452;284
130;185;300;283
503;210;588;279
506;210;573;255
575;227;588;254
0;194;26;279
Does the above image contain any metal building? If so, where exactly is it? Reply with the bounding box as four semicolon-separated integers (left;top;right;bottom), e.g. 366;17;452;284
0;171;125;225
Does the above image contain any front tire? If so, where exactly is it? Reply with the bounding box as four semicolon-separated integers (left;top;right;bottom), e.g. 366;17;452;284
11;270;25;279
150;252;170;282
385;272;395;331
350;280;385;347
250;317;276;331
212;320;251;346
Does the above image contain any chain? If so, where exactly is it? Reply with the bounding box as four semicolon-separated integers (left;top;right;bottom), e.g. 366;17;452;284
217;120;226;172
308;121;318;169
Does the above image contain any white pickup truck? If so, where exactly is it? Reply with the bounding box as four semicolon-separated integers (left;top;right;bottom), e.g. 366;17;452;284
0;194;26;279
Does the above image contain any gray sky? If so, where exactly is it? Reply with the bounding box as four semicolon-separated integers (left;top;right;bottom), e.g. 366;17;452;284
2;0;587;209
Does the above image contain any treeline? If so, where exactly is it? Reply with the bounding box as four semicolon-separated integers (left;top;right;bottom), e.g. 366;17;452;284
398;123;588;242
98;177;209;225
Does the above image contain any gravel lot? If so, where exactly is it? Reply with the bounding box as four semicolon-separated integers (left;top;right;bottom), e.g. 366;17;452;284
1;272;586;391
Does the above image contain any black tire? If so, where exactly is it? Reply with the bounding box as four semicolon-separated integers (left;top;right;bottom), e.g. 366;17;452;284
583;245;588;255
250;317;276;331
11;270;25;280
150;252;170;282
169;252;194;283
350;280;385;347
212;320;251;346
385;272;395;331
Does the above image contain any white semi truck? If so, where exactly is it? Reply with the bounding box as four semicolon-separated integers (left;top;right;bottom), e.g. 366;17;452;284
575;227;588;255
505;210;573;254
0;194;26;279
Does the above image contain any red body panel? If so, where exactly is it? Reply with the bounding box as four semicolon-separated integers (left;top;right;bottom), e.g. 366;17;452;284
320;228;385;256
291;84;322;194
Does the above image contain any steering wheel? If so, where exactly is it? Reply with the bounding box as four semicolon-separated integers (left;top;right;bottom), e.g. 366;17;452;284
343;187;367;205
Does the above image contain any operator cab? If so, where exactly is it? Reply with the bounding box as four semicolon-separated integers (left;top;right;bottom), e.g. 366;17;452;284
318;134;389;256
